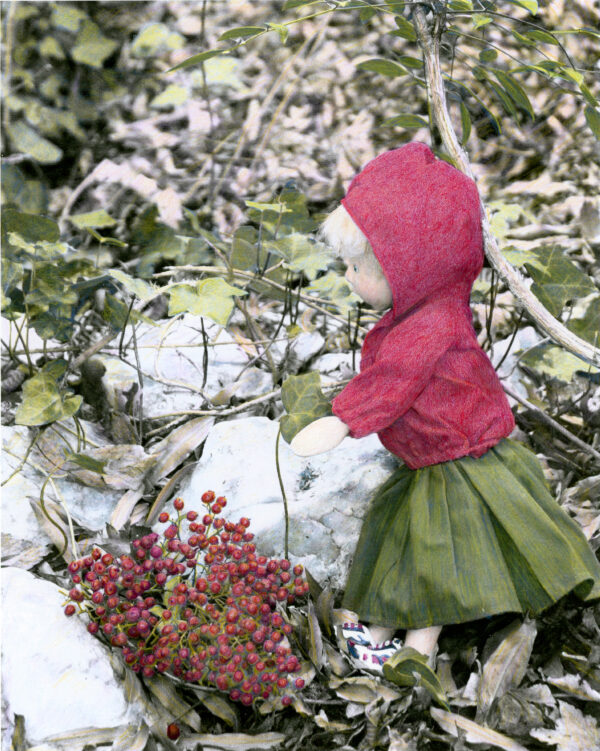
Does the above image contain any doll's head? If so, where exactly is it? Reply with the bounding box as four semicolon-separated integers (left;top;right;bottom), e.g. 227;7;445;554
330;143;483;316
320;204;393;311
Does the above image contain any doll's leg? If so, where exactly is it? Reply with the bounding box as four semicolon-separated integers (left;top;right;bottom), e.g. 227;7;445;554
405;625;442;656
368;625;396;644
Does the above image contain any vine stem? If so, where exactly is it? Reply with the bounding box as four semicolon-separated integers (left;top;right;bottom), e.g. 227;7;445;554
275;426;290;560
412;5;600;369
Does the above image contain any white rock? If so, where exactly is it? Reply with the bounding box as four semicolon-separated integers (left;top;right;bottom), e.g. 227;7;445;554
177;417;397;587
291;331;325;363
1;568;142;746
99;314;272;419
311;351;356;386
1;424;126;553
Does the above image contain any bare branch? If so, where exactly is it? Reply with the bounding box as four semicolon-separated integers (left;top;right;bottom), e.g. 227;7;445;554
412;6;600;369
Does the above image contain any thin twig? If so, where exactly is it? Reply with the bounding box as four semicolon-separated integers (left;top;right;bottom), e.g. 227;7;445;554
275;427;290;559
504;385;600;463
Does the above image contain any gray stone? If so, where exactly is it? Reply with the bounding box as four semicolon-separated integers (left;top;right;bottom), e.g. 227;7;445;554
98;314;272;420
177;416;397;588
1;568;141;746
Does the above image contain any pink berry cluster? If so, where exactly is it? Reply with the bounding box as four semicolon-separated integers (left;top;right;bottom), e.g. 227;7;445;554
64;493;309;707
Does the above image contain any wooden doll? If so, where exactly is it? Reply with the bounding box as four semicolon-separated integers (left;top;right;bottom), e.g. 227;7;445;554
291;143;600;680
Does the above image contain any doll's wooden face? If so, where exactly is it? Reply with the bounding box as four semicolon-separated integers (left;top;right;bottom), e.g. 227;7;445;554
345;254;393;311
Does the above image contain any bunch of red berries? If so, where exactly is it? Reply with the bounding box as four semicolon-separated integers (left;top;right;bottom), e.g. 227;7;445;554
64;492;309;707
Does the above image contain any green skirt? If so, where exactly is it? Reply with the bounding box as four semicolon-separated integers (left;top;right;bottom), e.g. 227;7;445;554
343;439;600;630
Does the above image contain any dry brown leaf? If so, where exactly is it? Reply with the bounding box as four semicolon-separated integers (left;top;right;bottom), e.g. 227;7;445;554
530;701;600;750
431;708;529;751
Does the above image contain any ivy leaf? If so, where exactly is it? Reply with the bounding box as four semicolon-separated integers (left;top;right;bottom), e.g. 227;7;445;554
131;23;184;57
168;278;246;326
305;271;359;314
568;295;600;345
520;343;598;382
265;234;335;280
72;20;118;68
150;84;189;109
107;269;156;302
2;209;59;244
15;371;82;426
69;210;117;229
357;59;407;77
524;246;597;317
280;372;332;443
6;121;63;164
51;5;87;32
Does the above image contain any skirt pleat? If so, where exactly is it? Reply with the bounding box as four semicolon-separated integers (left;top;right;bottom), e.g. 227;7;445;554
342;439;600;630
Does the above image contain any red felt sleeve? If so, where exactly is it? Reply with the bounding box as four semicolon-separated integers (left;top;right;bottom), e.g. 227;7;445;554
331;304;459;438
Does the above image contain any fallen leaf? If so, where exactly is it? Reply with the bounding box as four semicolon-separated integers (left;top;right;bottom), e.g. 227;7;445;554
432;707;529;751
530;701;600;750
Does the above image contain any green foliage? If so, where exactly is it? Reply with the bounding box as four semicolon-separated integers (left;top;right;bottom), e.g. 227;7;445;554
524;247;597;318
520;344;598;382
15;361;82;426
280;372;332;443
168;279;246;326
69;210;117;229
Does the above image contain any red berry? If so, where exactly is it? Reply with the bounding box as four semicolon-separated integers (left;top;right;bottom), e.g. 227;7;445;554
186;511;198;521
64;604;76;616
174;498;184;511
166;723;180;740
202;491;215;504
158;512;170;523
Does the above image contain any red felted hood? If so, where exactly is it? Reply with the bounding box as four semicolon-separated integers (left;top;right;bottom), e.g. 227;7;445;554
341;143;483;317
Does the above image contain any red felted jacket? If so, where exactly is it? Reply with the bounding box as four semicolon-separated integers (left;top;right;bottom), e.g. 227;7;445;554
331;143;515;469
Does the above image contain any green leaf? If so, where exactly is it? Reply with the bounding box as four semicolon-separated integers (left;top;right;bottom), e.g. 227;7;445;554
504;0;538;14
201;57;244;90
460;101;472;145
64;452;107;474
560;68;597;107
15;372;82;426
150;84;189;109
305;271;359;315
382;114;429;128
69;210;117;229
520;343;598;382
472;14;492;28
524;246;597;317
72;20;118;68
219;26;265;41
568;295;600;345
280;372;332;443
167;49;227;73
266;23;289;44
486;79;519;119
398;55;422;69
584;106;600;140
479;48;498;63
383;647;449;709
168;278;246;326
108;269;156;302
131;23;184;57
6;121;63;164
245;201;292;213
448;0;473;10
523;29;559;46
357;58;407;77
283;0;316;8
39;35;65;60
446;77;501;134
391;16;416;42
51;5;87;32
492;70;534;119
2;209;59;244
265;234;335;280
